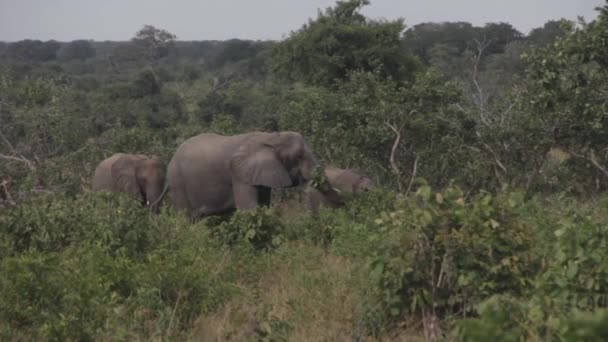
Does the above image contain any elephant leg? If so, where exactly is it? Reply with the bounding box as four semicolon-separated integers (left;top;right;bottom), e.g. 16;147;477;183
306;188;322;219
170;186;192;217
233;181;259;210
256;186;271;207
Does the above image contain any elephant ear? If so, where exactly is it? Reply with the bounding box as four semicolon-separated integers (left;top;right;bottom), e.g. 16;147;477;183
111;156;141;199
231;144;292;188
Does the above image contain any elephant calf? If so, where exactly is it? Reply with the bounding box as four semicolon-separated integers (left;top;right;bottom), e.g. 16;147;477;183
92;153;167;212
305;166;374;217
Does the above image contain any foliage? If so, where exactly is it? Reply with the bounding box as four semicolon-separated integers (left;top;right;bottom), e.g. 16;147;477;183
272;0;419;87
281;69;481;189
0;193;236;340
132;25;177;61
58;40;96;61
363;182;538;333
522;8;608;190
3;2;608;339
212;207;284;251
3;40;61;62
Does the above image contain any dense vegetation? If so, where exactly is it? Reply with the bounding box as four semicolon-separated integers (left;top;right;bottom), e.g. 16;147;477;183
1;0;608;340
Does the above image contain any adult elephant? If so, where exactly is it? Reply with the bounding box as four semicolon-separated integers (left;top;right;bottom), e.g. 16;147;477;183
167;131;317;220
305;166;374;218
92;153;167;212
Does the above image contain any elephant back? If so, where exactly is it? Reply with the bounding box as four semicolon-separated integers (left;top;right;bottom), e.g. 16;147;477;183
92;153;126;191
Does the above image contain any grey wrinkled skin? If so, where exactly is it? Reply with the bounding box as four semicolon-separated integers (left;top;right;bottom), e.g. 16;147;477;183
92;153;167;213
167;131;317;221
305;166;374;218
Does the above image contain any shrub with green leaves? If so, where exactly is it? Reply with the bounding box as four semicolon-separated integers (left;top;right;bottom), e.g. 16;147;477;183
363;181;539;333
0;192;238;340
0;192;159;258
211;207;284;251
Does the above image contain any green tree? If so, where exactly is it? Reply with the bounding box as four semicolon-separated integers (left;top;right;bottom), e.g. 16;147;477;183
4;40;60;62
132;25;177;61
272;0;419;87
58;40;96;61
527;20;572;47
523;6;608;190
402;22;478;64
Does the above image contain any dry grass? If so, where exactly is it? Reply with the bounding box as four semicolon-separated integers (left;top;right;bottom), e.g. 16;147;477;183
190;243;366;341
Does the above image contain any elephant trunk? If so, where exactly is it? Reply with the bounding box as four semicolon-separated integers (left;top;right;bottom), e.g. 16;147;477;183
146;182;167;214
297;153;318;185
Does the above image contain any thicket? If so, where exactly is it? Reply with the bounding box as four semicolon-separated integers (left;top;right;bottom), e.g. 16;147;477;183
2;0;608;340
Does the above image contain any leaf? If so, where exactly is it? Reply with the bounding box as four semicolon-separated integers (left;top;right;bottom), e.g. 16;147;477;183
435;193;444;204
489;219;500;229
529;305;544;323
259;321;272;334
566;262;578;279
417;185;431;201
245;229;256;240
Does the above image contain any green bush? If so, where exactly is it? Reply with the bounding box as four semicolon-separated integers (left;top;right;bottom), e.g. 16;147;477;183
363;182;540;333
0;245;133;341
212;207;284;251
0;192;158;258
0;192;238;340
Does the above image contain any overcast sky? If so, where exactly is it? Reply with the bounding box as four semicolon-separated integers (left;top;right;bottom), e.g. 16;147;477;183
0;0;603;42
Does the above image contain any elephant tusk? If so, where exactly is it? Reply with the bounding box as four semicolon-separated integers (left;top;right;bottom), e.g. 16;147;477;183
146;200;150;206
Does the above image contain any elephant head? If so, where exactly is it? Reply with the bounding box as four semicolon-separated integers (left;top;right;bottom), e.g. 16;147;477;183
231;132;317;189
111;155;166;212
305;167;374;218
351;174;374;194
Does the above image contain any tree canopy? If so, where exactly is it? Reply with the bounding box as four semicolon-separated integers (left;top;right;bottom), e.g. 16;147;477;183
272;0;419;87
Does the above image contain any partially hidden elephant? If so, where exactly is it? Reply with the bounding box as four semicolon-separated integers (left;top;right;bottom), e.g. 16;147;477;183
167;131;317;220
92;153;167;212
305;166;374;217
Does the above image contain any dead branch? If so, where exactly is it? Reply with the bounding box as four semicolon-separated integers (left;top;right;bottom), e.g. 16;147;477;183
0;131;36;171
525;153;548;191
405;154;419;196
385;121;404;176
0;153;36;171
480;142;507;174
471;38;492;126
566;149;608;178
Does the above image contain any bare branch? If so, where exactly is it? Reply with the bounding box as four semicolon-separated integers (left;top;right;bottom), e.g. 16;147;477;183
385;121;403;176
471;38;492;127
0;131;16;152
0;131;36;170
566;149;608;178
480;142;507;174
0;153;36;171
405;155;419;196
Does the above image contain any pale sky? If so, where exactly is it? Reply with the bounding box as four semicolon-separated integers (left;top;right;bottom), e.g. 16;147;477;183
0;0;603;42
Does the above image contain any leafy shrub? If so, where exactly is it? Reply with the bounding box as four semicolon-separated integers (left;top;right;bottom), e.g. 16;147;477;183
0;193;237;340
212;207;284;251
1;192;160;258
453;295;528;341
452;195;608;340
0;245;133;341
536;208;608;312
562;309;608;341
363;181;540;333
321;188;400;252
